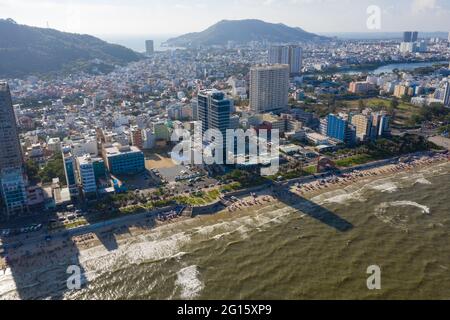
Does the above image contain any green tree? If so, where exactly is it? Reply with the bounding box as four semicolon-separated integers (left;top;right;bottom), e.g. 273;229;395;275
39;154;67;185
25;159;40;183
390;98;399;109
358;99;365;112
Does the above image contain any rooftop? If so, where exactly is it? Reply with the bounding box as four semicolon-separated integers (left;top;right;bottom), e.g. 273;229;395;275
104;144;141;157
0;81;9;91
251;64;289;71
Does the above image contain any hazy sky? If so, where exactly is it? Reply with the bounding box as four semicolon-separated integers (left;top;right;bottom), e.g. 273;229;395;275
1;0;449;36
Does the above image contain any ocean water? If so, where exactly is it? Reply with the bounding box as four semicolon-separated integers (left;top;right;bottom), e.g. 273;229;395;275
62;162;450;300
97;35;178;52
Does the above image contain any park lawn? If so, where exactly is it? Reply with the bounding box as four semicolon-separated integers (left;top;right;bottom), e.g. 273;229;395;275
335;154;376;167
267;165;318;181
341;98;421;127
303;165;318;174
174;189;221;206
342;98;390;110
394;102;422;127
220;182;242;193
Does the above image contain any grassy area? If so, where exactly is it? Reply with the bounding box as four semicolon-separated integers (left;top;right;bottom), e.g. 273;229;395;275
343;98;390;110
174;189;221;206
220;182;242;193
303;165;318;174
340;97;422;128
333;134;439;168
219;170;268;189
267;166;318;181
49;218;89;231
335;154;376;167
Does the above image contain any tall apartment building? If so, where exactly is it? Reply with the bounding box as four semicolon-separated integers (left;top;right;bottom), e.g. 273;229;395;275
62;147;79;199
443;82;450;107
103;144;145;175
0;82;23;170
250;64;289;113
351;114;373;141
394;85;409;98
0;168;28;216
326;114;356;146
197;90;231;137
268;45;303;75
400;31;425;54
403;31;412;42
197;90;232;161
403;31;418;42
372;112;391;137
145;40;154;55
348;81;376;94
130;127;144;150
76;155;97;196
0;82;26;217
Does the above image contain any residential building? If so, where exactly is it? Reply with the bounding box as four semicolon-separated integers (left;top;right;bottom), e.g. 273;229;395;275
130;127;144;149
403;31;413;42
142;129;156;150
351;114;373;141
92;158;106;182
348;81;376;94
0;167;28;217
103;144;145;175
269;45;303;75
250;64;289;113
191;99;199;121
197;90;231;138
394;85;410;98
326;114;356;145
372;112;391;137
0;82;23;170
62;148;79;198
443;82;450;107
76;155;97;196
145;40;154;55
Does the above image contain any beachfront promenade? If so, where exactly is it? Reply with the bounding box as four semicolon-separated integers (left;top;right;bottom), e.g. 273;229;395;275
1;205;180;253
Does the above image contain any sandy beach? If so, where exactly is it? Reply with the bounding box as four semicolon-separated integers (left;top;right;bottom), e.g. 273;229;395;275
0;152;448;299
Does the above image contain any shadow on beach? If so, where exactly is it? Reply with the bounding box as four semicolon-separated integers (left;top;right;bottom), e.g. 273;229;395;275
272;186;353;232
0;208;153;299
0;179;356;299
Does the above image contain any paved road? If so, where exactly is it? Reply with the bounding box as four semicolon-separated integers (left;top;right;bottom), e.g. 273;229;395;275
1;206;180;250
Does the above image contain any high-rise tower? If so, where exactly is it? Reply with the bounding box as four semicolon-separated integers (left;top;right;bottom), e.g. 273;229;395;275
0;82;23;171
250;64;289;113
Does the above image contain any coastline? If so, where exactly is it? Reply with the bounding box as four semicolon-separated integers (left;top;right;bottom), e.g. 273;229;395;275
1;152;449;299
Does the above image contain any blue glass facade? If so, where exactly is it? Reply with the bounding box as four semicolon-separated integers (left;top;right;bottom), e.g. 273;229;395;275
327;114;356;146
327;114;347;141
107;151;145;175
64;159;76;186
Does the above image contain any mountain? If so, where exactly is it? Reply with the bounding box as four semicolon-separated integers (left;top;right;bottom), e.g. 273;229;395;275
0;19;141;77
165;19;327;47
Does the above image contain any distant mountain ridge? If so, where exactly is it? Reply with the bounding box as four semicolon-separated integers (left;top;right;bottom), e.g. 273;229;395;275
166;19;327;47
0;19;141;77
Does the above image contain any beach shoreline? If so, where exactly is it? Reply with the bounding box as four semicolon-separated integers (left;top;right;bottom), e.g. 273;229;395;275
1;152;449;299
